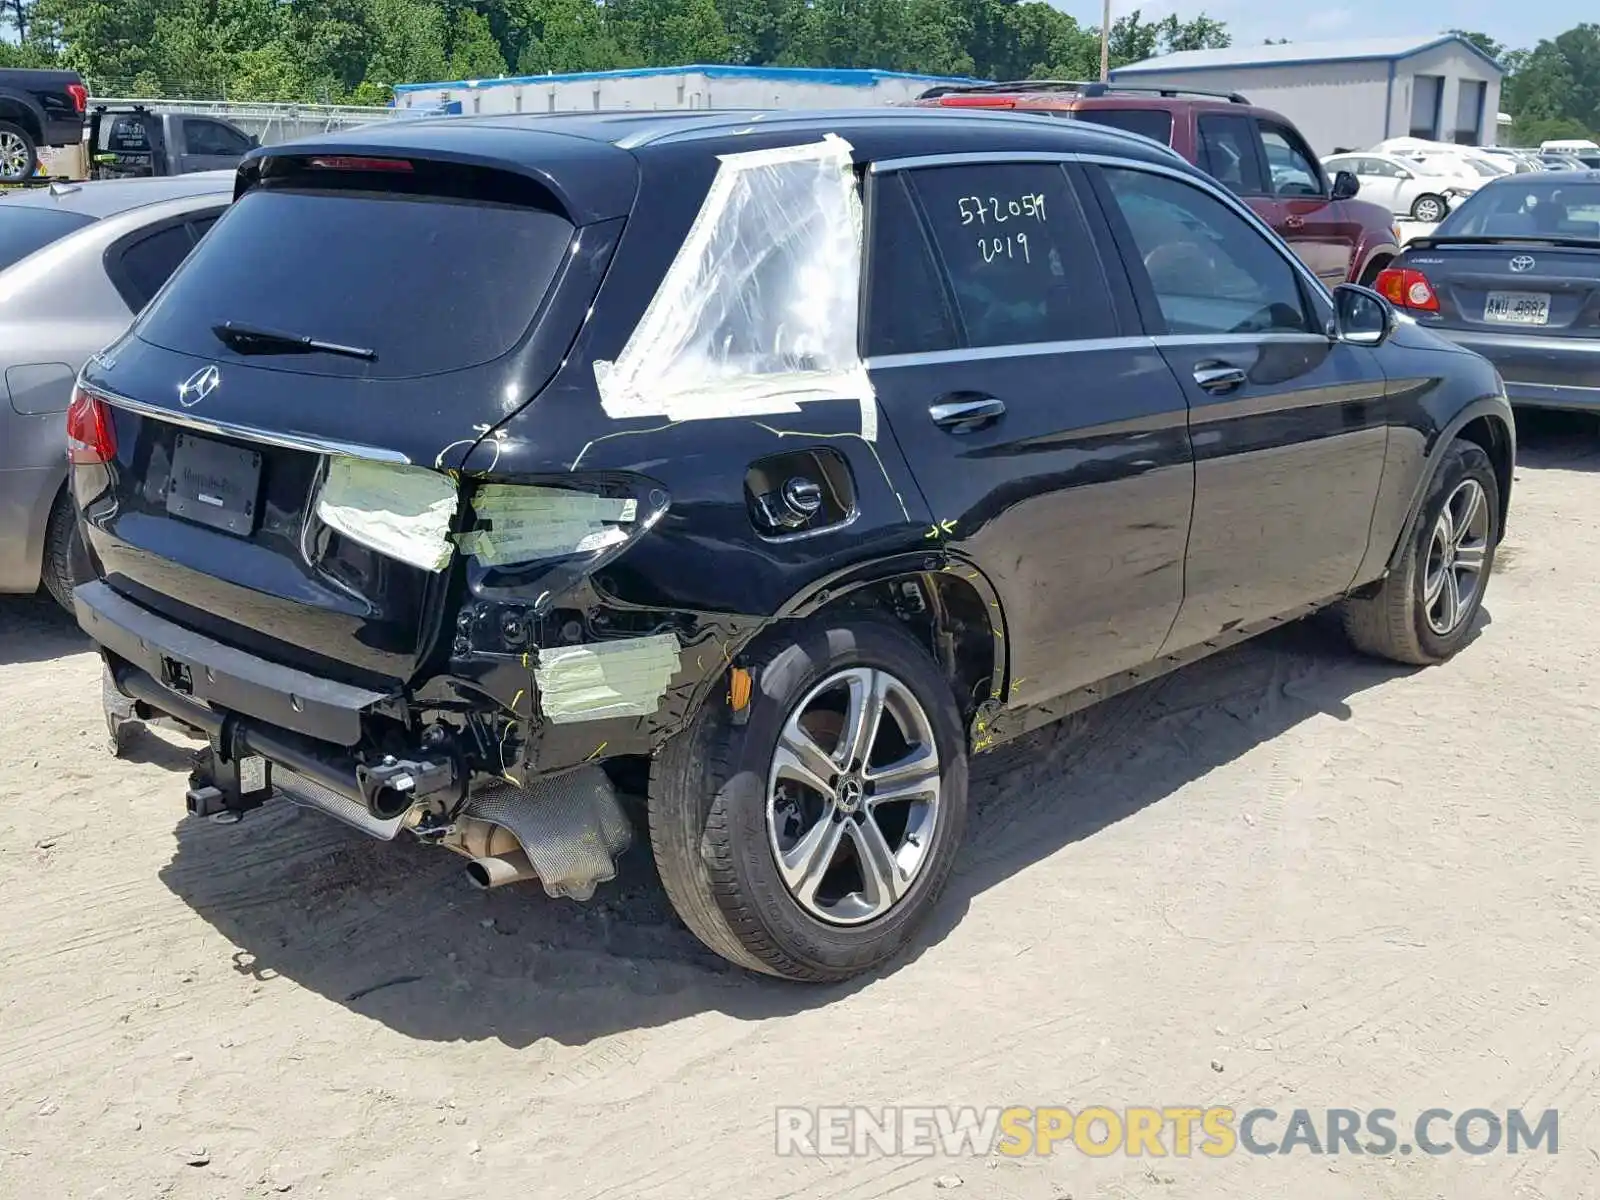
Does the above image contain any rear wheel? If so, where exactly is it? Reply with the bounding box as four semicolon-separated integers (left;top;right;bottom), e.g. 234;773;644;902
0;121;39;183
649;616;969;982
1342;439;1498;665
1411;193;1447;224
41;491;84;613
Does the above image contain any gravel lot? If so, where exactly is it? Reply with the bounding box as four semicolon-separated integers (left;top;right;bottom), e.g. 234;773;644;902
2;415;1597;1200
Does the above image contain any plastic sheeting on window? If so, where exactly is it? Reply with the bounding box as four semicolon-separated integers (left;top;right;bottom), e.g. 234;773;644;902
592;133;877;441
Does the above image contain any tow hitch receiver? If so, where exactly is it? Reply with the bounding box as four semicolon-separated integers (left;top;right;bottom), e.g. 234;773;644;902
186;723;273;820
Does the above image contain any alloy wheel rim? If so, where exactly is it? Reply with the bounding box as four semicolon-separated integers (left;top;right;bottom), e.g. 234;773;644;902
1417;199;1443;222
766;666;941;926
1423;478;1490;636
0;132;28;181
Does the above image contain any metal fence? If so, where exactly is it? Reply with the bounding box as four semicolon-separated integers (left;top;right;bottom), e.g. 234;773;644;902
86;97;434;146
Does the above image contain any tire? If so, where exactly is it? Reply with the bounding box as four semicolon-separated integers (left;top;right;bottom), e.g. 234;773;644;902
649;615;969;982
1342;439;1498;666
0;120;39;183
1411;194;1447;224
1358;255;1392;288
40;491;84;613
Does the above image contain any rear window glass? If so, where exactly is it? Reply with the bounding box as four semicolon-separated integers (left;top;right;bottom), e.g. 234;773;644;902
0;209;95;273
1073;108;1174;146
1440;182;1600;239
133;186;575;379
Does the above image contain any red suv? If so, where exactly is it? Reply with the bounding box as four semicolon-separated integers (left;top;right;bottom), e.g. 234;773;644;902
915;81;1402;288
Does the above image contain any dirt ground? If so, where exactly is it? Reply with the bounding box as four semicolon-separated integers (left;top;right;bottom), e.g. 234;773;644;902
2;416;1598;1200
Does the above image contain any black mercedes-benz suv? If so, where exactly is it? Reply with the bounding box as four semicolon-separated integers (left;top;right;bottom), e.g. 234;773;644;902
70;108;1514;982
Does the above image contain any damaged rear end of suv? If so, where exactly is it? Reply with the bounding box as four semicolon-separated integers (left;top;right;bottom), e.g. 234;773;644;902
72;113;998;982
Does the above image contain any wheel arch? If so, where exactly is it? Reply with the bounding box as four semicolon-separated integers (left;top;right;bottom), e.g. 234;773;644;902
1386;397;1515;574
0;93;44;141
760;553;1011;727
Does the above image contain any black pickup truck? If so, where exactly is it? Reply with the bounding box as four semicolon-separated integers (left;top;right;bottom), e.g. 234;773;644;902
0;67;88;182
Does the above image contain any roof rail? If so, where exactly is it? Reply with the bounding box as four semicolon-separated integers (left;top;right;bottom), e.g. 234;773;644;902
916;79;1093;100
1080;81;1250;104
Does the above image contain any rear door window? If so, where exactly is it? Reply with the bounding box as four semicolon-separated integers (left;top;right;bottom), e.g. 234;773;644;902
134;180;576;379
909;162;1118;349
1196;115;1265;195
1071;108;1174;146
0;209;95;272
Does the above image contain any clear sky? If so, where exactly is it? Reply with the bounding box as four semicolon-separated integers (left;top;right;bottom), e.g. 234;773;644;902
1056;0;1586;55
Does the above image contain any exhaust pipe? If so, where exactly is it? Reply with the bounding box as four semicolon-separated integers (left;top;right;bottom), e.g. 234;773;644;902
441;816;542;890
465;851;538;890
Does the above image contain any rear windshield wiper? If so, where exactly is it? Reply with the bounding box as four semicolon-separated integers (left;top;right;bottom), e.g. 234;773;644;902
211;321;377;362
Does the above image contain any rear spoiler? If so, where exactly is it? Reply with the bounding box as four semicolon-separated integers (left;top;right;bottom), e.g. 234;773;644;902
1408;234;1600;252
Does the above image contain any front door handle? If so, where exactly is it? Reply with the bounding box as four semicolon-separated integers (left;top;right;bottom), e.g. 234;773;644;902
1192;363;1248;394
929;393;1006;433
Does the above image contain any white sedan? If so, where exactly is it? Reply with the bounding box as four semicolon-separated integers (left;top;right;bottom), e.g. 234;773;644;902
1322;152;1483;223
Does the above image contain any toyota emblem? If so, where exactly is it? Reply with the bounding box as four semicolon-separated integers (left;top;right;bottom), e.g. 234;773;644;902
177;364;221;408
1509;255;1536;273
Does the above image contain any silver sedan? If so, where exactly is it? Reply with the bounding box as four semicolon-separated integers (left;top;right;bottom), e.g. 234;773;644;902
0;172;234;608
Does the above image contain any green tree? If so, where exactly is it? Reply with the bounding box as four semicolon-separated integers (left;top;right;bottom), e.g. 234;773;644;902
1447;29;1504;63
445;5;508;79
1156;12;1229;54
1106;10;1158;66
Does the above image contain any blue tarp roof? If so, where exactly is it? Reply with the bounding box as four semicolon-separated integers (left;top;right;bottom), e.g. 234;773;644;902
394;64;981;95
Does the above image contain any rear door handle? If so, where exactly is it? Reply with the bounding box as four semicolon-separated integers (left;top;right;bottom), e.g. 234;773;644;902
1192;363;1248;394
929;393;1006;433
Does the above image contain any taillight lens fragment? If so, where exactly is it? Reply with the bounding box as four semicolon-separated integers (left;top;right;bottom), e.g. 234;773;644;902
66;386;117;466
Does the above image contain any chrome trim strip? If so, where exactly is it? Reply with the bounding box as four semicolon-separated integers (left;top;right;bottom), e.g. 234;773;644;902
867;335;1155;370
871;150;1080;173
1149;332;1334;348
89;386;412;464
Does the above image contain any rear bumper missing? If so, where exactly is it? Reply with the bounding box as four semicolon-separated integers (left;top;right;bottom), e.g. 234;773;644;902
75;579;392;746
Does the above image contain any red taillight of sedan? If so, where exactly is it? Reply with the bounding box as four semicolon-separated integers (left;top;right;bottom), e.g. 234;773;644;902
1375;266;1440;313
66;387;117;466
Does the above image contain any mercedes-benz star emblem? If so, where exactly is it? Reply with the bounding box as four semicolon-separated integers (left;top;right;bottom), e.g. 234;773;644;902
177;364;221;408
1509;255;1537;273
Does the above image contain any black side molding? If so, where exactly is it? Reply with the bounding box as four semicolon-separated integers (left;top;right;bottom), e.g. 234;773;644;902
74;580;392;746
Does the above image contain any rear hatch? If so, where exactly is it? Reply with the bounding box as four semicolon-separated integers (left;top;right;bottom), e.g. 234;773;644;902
1400;238;1600;338
78;142;637;687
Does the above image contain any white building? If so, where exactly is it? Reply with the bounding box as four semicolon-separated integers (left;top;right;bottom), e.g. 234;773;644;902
392;64;975;117
1110;35;1505;156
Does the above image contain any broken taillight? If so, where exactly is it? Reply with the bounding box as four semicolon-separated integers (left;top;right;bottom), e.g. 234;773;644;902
66;386;117;465
1374;266;1440;312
